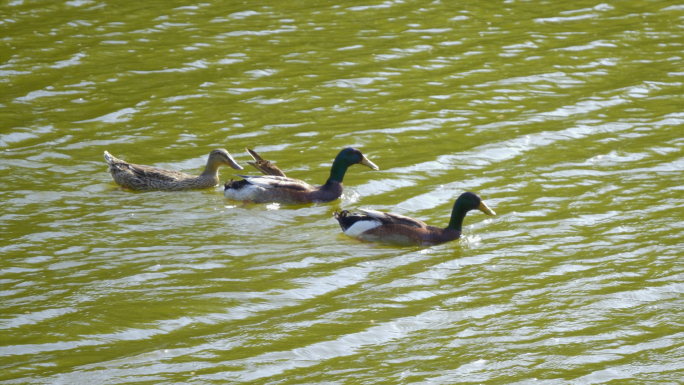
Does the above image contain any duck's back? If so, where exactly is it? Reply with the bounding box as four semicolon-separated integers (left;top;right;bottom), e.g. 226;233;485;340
224;176;343;204
104;151;213;191
358;224;461;245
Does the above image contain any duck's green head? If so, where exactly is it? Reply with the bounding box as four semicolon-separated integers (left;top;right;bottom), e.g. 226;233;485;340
336;147;379;170
328;147;379;183
447;192;496;231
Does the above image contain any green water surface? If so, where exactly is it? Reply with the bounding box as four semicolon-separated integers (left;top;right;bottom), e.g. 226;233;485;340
1;0;683;383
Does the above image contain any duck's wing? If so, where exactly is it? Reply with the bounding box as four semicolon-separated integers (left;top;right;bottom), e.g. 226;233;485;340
358;209;429;228
105;151;184;181
128;164;187;181
245;148;286;177
237;175;312;191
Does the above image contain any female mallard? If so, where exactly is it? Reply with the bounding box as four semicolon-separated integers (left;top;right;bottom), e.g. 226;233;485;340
245;148;286;177
104;148;243;191
224;147;378;204
334;192;496;245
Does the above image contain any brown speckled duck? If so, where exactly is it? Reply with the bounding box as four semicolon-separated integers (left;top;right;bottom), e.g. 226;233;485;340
245;148;286;177
224;147;378;204
334;192;495;246
104;149;243;191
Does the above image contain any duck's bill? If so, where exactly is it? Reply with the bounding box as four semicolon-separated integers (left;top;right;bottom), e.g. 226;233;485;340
360;155;379;170
226;154;244;170
478;201;496;216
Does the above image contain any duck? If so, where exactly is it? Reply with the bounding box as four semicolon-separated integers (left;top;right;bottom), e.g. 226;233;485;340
245;148;286;177
104;148;243;191
333;192;496;245
224;147;378;204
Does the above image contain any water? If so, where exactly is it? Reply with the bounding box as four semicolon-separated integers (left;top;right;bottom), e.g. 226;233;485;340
2;0;683;383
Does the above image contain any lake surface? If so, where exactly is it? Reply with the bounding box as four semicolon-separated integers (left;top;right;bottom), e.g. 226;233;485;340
1;0;683;383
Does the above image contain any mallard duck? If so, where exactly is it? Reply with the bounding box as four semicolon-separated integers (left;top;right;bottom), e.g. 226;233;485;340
333;192;496;245
245;148;286;177
104;148;243;191
224;147;378;204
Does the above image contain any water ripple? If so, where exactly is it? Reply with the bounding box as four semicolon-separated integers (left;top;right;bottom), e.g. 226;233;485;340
1;0;683;383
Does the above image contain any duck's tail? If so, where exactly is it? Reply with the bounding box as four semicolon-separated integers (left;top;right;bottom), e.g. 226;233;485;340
105;151;128;166
103;151;120;165
245;148;286;177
